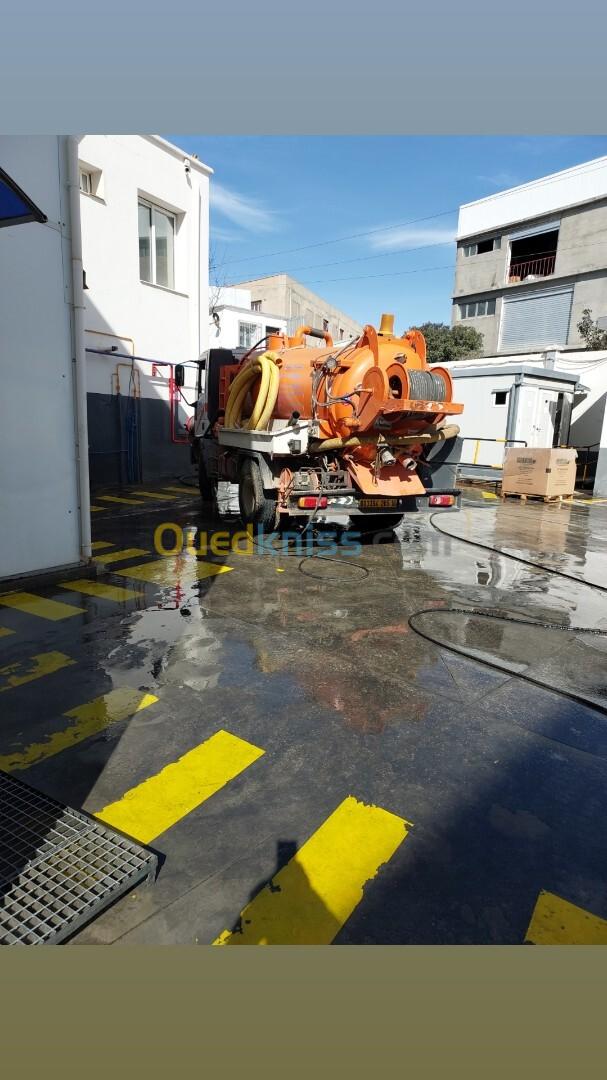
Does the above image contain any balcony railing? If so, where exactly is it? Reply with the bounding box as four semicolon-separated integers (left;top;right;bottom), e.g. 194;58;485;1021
508;253;556;282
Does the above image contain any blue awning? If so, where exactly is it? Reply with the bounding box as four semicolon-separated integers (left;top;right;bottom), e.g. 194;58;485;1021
0;166;47;228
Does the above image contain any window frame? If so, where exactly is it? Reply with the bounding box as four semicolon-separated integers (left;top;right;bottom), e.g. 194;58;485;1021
138;197;176;291
459;298;496;320
251;300;262;312
238;321;258;349
79;170;93;195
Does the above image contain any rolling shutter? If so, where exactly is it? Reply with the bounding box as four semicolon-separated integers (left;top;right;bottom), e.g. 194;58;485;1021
500;285;573;350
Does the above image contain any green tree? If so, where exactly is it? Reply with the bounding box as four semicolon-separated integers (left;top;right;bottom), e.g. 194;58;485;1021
577;308;607;350
413;322;484;364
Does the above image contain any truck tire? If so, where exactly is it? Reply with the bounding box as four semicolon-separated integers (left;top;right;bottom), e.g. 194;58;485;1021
239;458;278;529
198;451;216;508
355;514;404;535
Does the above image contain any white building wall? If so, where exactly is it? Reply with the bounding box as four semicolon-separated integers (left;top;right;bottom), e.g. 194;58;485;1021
0;136;82;579
77;136;211;482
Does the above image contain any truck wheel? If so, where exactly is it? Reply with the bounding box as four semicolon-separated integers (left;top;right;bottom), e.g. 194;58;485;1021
198;452;216;508
239;458;278;529
355;515;404;535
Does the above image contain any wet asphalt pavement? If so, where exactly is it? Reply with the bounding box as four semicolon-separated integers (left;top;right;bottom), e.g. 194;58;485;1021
1;482;606;944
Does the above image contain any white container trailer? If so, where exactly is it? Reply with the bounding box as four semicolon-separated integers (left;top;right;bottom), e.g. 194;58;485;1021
443;362;580;480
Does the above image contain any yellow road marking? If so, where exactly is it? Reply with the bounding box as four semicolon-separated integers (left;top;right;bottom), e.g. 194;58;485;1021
90;506;104;512
98;495;147;506
482;491;498;500
525;890;607;944
0;687;158;772
95;729;264;844
0;627;15;638
91;541;114;551
94;547;150;564
214;796;411;946
162;486;198;495
116;558;232;586
0;651;75;693
59;579;143;602
0;591;85;620
127;491;178;500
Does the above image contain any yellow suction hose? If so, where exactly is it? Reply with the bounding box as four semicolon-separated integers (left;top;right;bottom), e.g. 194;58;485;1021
224;351;280;430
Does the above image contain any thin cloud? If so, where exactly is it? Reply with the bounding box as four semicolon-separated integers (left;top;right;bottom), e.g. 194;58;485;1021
477;171;520;190
210;182;280;233
369;226;456;252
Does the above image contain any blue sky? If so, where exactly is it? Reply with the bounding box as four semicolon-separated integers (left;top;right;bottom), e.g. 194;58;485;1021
171;136;607;328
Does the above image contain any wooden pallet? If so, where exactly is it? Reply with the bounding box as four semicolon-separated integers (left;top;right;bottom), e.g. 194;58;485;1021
500;490;574;505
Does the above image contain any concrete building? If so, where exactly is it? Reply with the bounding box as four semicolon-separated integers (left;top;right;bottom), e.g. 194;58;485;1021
209;286;287;351
0;136;90;580
452;156;607;356
232;273;362;343
78;135;212;485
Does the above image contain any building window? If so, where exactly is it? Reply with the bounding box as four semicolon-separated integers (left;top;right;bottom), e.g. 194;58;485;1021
339;328;344;339
265;325;280;337
239;321;258;348
138;199;175;289
508;228;558;283
251;300;262;312
323;318;329;333
79;165;102;198
459;298;496;319
493;390;508;405
463;236;501;257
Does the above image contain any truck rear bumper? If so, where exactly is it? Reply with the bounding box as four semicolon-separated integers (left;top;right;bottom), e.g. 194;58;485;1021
284;489;461;517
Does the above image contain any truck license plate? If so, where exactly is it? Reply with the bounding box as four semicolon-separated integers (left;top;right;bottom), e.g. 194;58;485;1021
359;498;399;509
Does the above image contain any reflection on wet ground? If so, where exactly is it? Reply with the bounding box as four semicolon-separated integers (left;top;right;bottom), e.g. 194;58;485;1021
1;483;606;943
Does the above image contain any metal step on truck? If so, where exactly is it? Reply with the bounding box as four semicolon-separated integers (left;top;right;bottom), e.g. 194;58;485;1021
189;314;463;533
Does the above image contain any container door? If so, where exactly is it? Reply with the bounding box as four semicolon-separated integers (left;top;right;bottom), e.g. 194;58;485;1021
532;389;560;447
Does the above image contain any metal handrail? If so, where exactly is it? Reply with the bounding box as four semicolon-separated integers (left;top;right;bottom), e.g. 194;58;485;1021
508;253;556;281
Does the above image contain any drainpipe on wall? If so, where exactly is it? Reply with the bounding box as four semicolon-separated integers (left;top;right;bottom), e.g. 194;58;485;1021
67;136;92;562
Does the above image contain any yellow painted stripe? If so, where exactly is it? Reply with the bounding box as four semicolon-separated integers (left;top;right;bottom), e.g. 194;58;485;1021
91;541;114;551
0;687;158;772
127;491;178;501
0;591;85;620
482;491;498;500
162;486;198;495
98;495;147;506
0;651;75;693
59;579;143;602
90;506;104;512
95;547;150;565
0;627;15;638
116;558;232;586
525;890;607;945
95;729;264;844
214;796;411;945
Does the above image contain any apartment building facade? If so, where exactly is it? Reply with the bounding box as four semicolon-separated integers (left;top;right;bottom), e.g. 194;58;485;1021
232;273;362;342
452;157;607;355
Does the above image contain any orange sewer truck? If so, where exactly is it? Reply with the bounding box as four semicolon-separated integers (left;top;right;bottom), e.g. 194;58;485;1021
191;314;464;532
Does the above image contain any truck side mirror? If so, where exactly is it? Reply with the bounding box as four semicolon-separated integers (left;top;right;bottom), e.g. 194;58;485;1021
174;364;185;387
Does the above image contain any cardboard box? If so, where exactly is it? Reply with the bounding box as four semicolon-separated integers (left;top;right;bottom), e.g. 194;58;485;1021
502;447;577;498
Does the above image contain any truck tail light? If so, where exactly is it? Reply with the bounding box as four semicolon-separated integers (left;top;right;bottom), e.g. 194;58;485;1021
428;494;455;507
298;496;328;509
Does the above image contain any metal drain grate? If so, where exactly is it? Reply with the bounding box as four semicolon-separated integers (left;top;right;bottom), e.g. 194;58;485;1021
0;771;157;944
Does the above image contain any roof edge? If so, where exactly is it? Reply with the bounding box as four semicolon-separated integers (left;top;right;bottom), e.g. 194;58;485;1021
143;136;213;176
